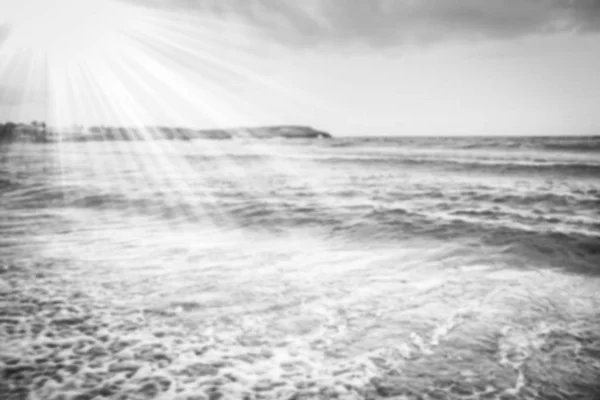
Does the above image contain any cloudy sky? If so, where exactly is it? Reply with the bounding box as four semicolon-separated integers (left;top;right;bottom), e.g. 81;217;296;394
1;0;599;135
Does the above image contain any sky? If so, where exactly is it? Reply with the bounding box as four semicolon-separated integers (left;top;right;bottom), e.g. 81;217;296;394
1;0;599;136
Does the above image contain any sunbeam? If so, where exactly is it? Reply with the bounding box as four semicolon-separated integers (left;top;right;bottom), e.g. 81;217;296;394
1;0;343;247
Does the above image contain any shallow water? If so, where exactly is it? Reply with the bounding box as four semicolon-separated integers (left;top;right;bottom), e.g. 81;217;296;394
1;137;600;399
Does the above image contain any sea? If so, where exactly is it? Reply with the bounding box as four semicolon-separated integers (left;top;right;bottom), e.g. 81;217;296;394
1;135;599;400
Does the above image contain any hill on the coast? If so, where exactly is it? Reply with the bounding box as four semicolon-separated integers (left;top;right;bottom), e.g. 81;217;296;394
0;123;332;142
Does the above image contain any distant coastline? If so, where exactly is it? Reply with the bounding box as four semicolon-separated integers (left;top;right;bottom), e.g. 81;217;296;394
0;122;333;142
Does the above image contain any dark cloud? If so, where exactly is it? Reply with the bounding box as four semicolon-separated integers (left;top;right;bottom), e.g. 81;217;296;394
129;0;600;47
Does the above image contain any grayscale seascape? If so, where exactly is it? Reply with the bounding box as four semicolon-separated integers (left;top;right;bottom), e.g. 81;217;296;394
1;136;599;399
2;0;600;398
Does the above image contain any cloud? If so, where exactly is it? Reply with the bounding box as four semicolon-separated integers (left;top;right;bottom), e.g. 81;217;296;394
130;0;600;47
0;23;10;45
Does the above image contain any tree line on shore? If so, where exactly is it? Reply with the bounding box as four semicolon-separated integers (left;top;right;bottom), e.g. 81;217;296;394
0;121;48;142
0;121;228;142
0;121;333;142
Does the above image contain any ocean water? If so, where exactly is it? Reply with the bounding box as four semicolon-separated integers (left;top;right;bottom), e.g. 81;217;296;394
1;136;599;400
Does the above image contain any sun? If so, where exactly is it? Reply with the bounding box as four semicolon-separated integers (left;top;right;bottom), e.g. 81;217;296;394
0;0;137;60
0;0;154;128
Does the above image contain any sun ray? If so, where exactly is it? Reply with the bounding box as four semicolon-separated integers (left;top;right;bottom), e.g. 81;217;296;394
128;19;341;118
66;53;240;233
1;0;343;241
102;13;334;197
106;58;275;233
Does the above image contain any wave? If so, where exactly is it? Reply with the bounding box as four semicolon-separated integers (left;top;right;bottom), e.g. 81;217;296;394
329;136;600;153
455;137;600;152
343;209;600;273
95;192;599;268
0;176;21;192
476;192;600;207
317;154;600;176
2;139;599;277
3;177;597;263
542;140;600;152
